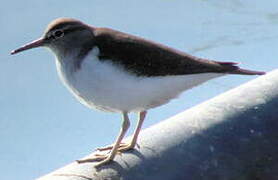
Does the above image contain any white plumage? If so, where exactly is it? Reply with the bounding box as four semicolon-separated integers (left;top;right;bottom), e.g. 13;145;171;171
56;47;224;113
11;18;265;167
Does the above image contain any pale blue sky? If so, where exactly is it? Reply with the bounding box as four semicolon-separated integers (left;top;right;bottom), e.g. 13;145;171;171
1;0;278;179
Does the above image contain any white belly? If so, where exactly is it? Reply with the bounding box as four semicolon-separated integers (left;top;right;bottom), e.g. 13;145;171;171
56;48;223;112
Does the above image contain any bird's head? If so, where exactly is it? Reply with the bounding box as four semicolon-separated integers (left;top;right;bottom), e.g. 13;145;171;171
11;18;95;58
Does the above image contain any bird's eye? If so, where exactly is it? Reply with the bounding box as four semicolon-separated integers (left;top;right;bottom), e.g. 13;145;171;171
53;30;64;39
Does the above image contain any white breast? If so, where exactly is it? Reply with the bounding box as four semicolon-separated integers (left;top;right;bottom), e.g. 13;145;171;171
56;47;224;113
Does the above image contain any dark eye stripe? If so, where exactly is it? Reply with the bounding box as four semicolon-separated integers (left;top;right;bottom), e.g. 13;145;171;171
45;26;86;41
53;30;64;38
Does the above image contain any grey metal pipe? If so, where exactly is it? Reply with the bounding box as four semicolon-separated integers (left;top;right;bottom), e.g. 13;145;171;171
37;69;278;180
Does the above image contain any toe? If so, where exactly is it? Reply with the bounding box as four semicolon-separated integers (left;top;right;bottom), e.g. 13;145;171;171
117;143;136;152
94;157;113;167
77;154;108;163
97;143;128;151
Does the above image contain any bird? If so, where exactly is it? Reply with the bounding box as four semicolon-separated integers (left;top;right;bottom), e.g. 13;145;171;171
11;18;265;167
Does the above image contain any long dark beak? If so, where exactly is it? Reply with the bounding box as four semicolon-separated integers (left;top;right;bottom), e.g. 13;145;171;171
11;37;45;55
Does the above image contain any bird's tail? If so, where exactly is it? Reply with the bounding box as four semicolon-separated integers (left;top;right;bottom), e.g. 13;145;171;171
230;68;266;75
217;61;266;75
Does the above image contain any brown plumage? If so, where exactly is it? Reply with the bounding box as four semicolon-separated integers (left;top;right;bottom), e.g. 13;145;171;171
11;18;265;167
43;18;265;77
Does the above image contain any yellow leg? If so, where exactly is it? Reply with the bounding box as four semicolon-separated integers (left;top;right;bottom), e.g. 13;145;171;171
119;111;146;150
97;111;147;152
77;112;130;167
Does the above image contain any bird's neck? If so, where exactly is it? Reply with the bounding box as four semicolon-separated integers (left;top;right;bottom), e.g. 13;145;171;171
52;41;95;72
54;51;82;74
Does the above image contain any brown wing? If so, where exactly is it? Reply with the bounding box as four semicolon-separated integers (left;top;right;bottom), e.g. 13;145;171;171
93;28;264;77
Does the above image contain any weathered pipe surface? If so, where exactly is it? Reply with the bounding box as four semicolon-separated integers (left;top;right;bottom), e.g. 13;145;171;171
37;69;278;180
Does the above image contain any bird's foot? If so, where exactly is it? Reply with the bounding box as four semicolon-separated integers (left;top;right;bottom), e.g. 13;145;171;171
76;153;113;167
97;142;135;152
77;143;136;167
